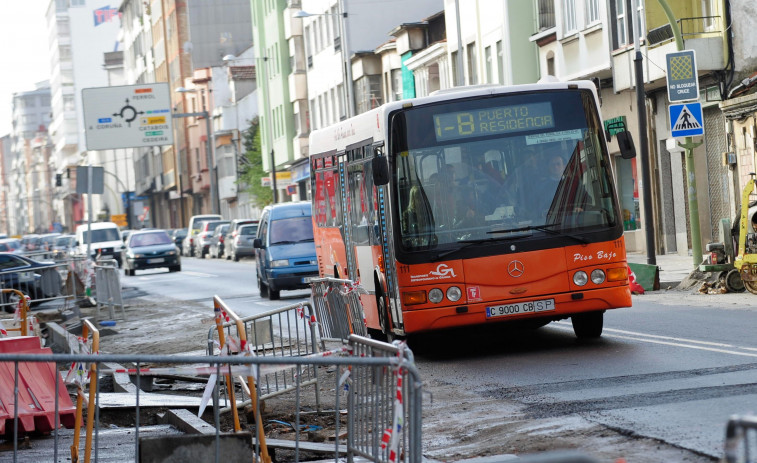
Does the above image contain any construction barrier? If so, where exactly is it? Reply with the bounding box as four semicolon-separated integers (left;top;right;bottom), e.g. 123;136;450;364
724;414;757;463
0;337;423;463
207;297;322;412
68;319;99;463
93;258;125;322
0;333;76;448
310;277;368;341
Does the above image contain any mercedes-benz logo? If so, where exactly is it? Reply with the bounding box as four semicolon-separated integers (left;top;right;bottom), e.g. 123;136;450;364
507;260;525;278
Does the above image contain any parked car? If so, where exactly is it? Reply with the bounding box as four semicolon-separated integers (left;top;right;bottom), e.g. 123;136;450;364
0;253;62;311
254;202;318;300
52;234;77;257
208;223;230;259
223;219;259;259
75;222;124;266
40;233;62;252
196;220;229;258
183;214;222;257
121;229;181;276
229;223;258;262
20;234;42;253
171;228;188;250
0;238;24;254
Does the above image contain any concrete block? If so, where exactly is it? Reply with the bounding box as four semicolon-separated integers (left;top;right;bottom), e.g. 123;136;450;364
161;409;216;435
139;432;253;463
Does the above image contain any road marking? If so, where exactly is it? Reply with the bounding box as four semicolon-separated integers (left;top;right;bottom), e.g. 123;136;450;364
137;271;216;280
553;322;757;358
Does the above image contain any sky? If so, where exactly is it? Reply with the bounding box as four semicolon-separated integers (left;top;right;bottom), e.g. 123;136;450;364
0;0;51;137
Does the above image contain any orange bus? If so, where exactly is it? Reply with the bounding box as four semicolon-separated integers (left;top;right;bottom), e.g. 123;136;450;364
309;81;635;340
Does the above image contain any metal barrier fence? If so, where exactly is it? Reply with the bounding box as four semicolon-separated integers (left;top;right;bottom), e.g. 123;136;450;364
310;277;368;341
724;414;757;463
93;258;125;321
207;297;322;412
0;336;423;463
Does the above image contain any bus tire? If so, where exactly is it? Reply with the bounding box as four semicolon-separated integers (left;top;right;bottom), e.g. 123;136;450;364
571;311;603;339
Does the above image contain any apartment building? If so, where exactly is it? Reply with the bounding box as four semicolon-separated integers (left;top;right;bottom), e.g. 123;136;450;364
9;84;52;235
45;0;122;230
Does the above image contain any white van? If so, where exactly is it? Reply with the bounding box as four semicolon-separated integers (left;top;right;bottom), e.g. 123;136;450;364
183;214;222;256
75;221;124;266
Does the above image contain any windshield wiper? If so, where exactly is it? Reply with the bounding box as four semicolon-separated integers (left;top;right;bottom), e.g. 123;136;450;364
432;234;531;262
488;223;587;244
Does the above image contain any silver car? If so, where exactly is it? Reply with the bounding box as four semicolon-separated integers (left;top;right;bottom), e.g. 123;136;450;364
228;223;258;261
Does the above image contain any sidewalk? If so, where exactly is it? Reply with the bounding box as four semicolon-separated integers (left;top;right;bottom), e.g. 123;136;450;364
626;252;699;288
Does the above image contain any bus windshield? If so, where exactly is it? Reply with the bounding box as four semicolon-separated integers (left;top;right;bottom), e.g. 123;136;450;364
392;89;618;251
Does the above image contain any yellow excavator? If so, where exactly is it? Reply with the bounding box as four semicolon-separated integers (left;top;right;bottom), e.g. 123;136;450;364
734;173;757;295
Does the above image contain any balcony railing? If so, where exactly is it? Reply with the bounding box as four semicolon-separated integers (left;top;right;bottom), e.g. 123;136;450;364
648;15;722;46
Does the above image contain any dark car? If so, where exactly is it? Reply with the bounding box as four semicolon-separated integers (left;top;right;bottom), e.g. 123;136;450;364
172;228;188;250
121;229;181;276
208;223;230;259
0;253;62;311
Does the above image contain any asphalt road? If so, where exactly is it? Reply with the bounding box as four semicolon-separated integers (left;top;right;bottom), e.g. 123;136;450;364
122;256;757;460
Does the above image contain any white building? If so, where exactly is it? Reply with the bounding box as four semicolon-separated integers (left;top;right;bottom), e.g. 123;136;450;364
46;0;123;229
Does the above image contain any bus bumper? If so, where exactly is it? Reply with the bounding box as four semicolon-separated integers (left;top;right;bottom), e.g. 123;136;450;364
402;285;632;334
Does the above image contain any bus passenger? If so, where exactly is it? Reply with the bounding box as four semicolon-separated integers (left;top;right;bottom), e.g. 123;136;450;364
402;186;434;246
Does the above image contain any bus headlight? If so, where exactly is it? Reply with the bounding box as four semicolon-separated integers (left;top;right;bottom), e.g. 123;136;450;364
590;269;606;284
447;286;462;302
573;271;588;286
428;288;444;304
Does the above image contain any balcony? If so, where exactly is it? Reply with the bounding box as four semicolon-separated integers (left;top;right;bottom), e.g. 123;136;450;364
612;15;726;92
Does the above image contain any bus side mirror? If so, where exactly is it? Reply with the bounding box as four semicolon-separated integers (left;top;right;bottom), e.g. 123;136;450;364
617;131;637;159
372;156;390;186
253;238;263;249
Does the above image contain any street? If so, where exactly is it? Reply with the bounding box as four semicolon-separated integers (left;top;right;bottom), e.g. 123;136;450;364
119;256;757;461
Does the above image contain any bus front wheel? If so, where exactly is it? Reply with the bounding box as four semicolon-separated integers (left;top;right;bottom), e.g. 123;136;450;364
571;311;604;339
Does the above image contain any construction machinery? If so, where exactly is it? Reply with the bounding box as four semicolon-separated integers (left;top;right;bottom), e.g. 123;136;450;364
734;173;757;294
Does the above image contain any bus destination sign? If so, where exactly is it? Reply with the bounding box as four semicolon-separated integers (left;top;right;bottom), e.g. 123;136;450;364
433;102;554;142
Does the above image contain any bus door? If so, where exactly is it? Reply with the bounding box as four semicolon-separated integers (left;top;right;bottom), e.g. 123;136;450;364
345;142;400;331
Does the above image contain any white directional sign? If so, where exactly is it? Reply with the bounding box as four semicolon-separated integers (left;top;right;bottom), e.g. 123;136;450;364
82;83;174;150
669;102;704;137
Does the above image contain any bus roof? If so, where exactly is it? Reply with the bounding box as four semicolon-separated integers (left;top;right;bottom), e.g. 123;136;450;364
308;80;599;156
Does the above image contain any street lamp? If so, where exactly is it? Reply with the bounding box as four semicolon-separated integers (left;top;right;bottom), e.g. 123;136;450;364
294;7;354;118
224;53;278;203
175;87;219;215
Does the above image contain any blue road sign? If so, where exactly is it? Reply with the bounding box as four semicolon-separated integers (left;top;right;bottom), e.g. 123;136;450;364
669;102;704;137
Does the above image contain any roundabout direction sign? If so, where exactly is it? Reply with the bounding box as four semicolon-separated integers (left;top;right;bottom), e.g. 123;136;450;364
82;83;174;150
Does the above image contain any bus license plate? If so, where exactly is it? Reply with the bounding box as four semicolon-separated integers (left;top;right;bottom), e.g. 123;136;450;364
486;299;556;318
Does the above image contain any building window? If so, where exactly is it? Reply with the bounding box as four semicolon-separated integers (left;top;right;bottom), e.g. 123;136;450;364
466;42;477;85
354;75;382;114
610;0;642;49
537;0;556;30
563;0;577;34
496;41;503;84
451;51;459;86
585;0;600;24
391;69;402;101
484;46;492;84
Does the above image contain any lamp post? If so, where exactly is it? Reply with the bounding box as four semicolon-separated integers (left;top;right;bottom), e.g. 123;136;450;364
175;87;219;215
295;8;353;117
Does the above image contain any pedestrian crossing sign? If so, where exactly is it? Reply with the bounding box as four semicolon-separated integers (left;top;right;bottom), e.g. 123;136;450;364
669;102;704;137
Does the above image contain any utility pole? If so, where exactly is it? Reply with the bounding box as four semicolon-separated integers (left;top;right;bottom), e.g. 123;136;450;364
657;0;703;267
632;1;656;266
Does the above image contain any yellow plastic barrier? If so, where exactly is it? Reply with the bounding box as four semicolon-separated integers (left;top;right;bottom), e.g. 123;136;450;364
70;319;99;463
213;296;271;463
